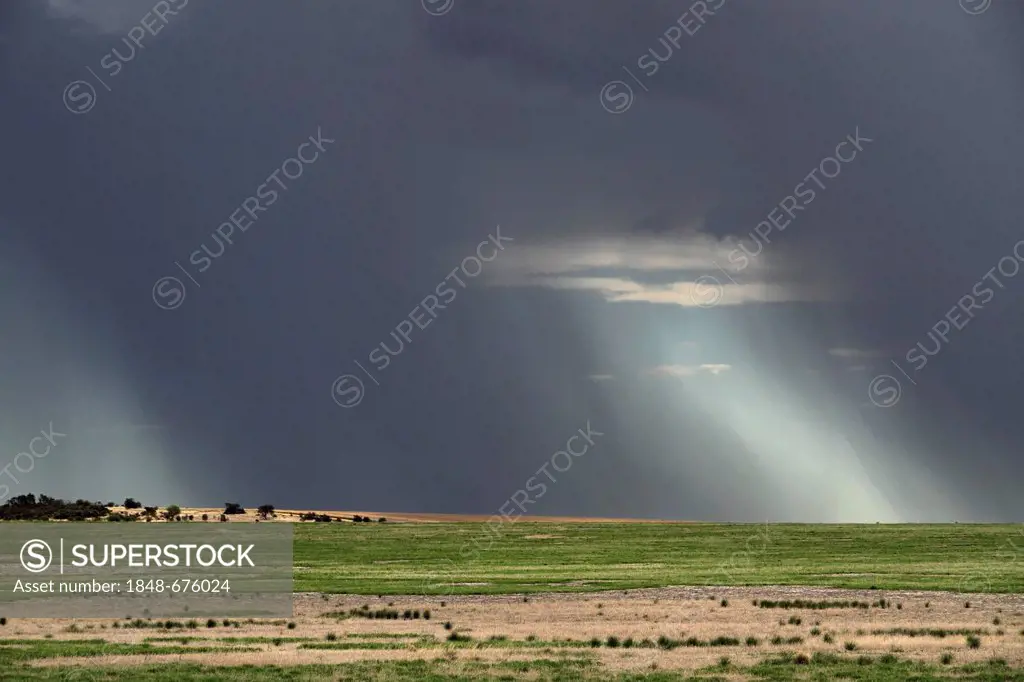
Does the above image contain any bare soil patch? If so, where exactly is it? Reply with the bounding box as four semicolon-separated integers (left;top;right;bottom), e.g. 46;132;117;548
168;508;697;524
13;586;1024;673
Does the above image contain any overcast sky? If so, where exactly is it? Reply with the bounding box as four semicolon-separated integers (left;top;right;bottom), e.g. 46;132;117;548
2;0;1023;521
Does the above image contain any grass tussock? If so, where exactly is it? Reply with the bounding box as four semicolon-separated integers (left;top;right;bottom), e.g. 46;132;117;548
871;627;988;638
755;599;871;610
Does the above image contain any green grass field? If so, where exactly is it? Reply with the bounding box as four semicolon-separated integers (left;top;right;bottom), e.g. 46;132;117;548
1;522;1022;680
293;522;1024;594
2;648;1024;681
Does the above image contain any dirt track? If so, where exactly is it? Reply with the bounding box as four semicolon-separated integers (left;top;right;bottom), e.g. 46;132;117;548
174;507;696;523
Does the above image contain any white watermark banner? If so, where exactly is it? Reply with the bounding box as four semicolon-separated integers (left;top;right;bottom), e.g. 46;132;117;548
0;524;292;617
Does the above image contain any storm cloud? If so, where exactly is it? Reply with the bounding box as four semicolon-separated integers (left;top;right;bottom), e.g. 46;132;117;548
2;0;1023;521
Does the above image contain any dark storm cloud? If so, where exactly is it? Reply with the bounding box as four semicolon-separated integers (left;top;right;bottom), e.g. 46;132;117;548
631;208;694;235
2;0;1023;520
422;0;1024;519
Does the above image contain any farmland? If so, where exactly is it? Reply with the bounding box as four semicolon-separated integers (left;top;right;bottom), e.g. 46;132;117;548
1;520;1022;680
292;521;1024;595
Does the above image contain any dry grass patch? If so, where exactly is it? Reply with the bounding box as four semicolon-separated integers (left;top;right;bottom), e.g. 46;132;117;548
6;586;1024;674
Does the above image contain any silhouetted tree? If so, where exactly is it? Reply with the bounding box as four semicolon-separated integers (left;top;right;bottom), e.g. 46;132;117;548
0;494;108;521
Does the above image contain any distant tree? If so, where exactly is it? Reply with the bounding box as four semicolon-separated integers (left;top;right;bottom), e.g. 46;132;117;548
352;515;363;523
257;505;275;520
163;505;181;521
105;501;115;508
378;517;387;523
224;503;245;515
219;514;228;522
201;513;209;521
187;514;194;521
0;495;109;521
143;506;158;517
124;498;142;510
